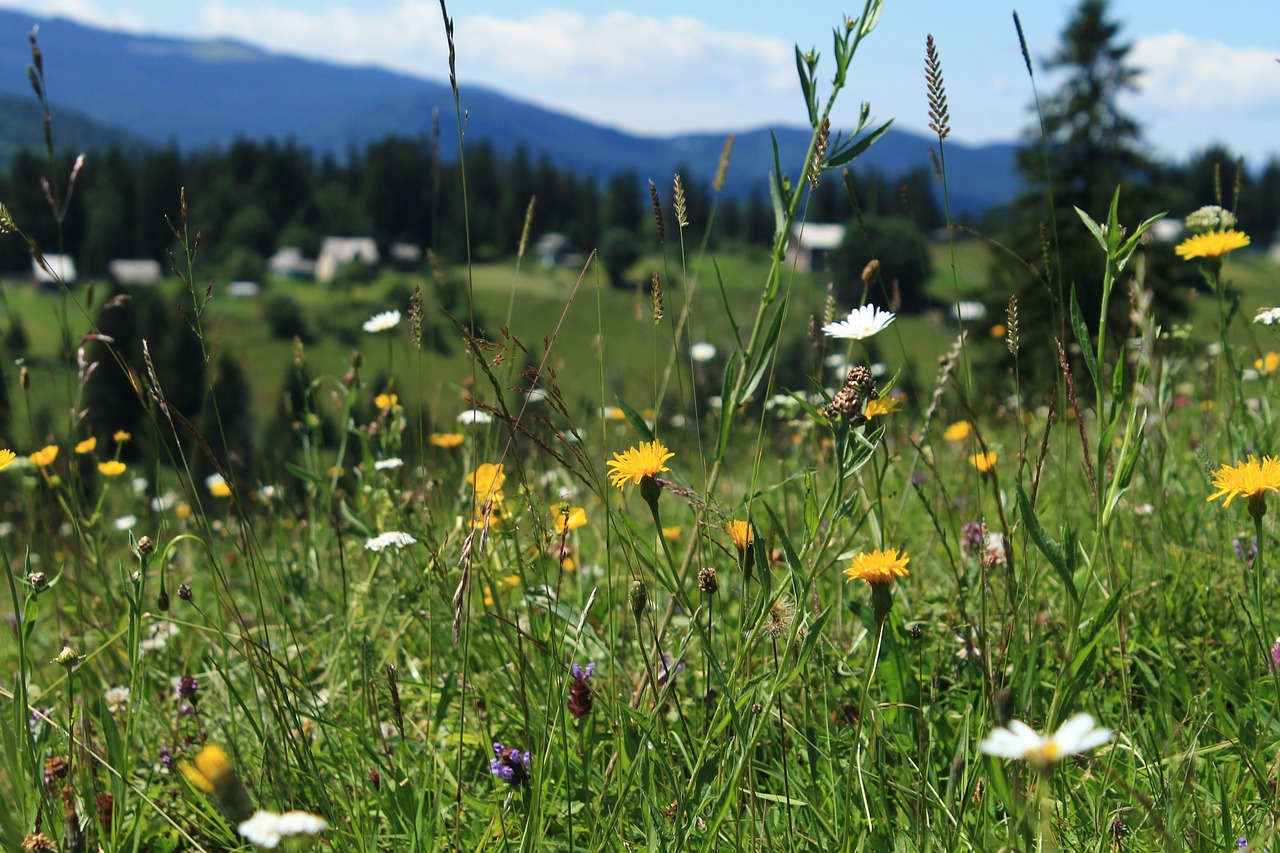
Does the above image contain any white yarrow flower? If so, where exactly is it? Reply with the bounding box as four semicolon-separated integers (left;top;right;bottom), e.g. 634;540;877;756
104;685;130;714
456;409;493;426
689;341;717;363
114;515;138;531
238;809;328;849
363;310;401;333
979;713;1111;769
374;457;404;471
365;531;417;552
821;304;896;340
1255;307;1280;326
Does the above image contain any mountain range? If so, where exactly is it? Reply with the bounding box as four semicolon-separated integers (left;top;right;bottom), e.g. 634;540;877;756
0;10;1020;212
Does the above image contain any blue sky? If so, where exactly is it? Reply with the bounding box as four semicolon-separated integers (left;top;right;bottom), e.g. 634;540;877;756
8;0;1279;162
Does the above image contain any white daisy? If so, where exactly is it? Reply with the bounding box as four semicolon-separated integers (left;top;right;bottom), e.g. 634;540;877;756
365;531;417;552
1255;307;1280;326
374;457;404;471
689;342;717;363
821;304;896;340
456;409;493;426
979;713;1111;769
114;515;138;531
362;310;401;333
238;810;327;849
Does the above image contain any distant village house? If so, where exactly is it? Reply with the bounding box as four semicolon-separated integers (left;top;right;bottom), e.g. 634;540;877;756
267;246;317;280
315;237;379;283
108;259;163;285
33;253;77;286
785;224;845;274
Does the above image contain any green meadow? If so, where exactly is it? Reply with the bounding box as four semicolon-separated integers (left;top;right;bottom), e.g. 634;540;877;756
4;1;1280;851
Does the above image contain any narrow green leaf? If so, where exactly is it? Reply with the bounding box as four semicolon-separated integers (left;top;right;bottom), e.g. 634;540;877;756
825;119;893;169
1069;284;1099;392
1015;480;1078;603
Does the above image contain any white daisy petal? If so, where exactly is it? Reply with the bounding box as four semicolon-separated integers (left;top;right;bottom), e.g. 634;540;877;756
821;304;896;341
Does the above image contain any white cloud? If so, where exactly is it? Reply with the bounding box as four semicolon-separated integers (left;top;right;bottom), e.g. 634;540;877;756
0;0;147;32
1131;32;1280;112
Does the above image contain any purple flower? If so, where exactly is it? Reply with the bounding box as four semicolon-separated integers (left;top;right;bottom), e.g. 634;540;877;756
960;522;985;556
569;662;595;719
1234;535;1259;568
174;674;199;702
1271;638;1280;673
657;654;683;686
489;742;531;787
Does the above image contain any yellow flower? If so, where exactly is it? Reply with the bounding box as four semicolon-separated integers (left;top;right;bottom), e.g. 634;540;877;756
943;421;971;442
29;445;58;467
1175;229;1250;261
602;406;626;421
970;451;998;473
1254;352;1280;374
483;586;495;607
0;448;14;471
844;549;910;586
430;432;465;449
97;461;126;477
1207;455;1280;508
990;323;1007;339
727;519;753;553
178;744;254;824
662;526;681;541
207;474;232;498
177;502;192;518
75;437;97;454
554;505;587;535
865;396;902;418
375;393;398;410
113;430;131;443
468;463;506;503
606;440;674;489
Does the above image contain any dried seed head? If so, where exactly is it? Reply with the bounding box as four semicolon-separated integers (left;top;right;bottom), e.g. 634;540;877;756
518;195;536;260
763;596;795;639
22;832;57;853
136;535;154;555
649;180;665;243
650;274;664;325
697;566;718;595
823;365;875;422
26;571;47;591
823;284;836;326
925;35;951;141
19;365;29;390
861;259;880;287
409;285;423;349
1005;295;1020;355
713;135;734;193
809;118;831;189
177;583;192;601
673;174;688;228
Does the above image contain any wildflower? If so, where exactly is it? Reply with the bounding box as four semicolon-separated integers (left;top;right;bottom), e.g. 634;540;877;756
362;310;401;333
657;654;683;685
0;448;14;471
864;395;902;418
430;432;465;448
104;685;130;714
29;445;58;467
139;621;178;653
1175;229;1250;261
113;430;131;443
1184;204;1236;231
942;421;971;442
661;525;681;540
727;519;753;554
969;451;998;473
1270;637;1280;672
456;408;493;426
844;549;910;587
979;713;1112;770
989;323;1006;338
689;341;717;363
821;304;896;340
697;566;718;595
98;460;126;477
468;463;506;503
960;522;985;556
1236;535;1259;568
238;809;328;849
606;440;674;489
54;644;82;669
179;745;255;824
1255;353;1280;374
1207;455;1280;518
74;437;96;454
374;392;398;410
173;674;200;703
113;515;137;531
553;505;587;535
365;531;417;552
1256;308;1280;326
489;742;532;787
601;406;626;421
568;662;595;719
21;833;56;853
205;473;231;498
762;595;795;639
823;365;875;421
374;457;404;470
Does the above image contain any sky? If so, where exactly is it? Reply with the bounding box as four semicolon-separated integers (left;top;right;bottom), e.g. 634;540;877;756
6;0;1279;164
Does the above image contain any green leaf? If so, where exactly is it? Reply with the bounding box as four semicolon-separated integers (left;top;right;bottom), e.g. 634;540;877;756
1015;480;1078;603
713;356;739;462
825;119;893;170
1068;284;1099;393
713;259;744;352
741;305;787;403
618;399;656;443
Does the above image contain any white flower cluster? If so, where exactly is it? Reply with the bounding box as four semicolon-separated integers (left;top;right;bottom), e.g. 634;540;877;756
1255;307;1280;326
1184;205;1236;232
365;531;417;552
238;809;327;849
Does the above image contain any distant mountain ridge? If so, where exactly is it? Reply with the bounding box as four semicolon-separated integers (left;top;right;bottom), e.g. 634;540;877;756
0;9;1019;212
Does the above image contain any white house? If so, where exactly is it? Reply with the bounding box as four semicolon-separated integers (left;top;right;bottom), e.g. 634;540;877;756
108;258;163;285
785;223;845;274
267;246;316;280
315;237;379;282
33;253;77;285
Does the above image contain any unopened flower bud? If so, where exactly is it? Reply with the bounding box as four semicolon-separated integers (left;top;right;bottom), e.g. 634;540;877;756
629;580;648;620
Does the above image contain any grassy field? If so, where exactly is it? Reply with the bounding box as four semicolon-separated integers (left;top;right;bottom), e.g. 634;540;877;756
5;9;1280;853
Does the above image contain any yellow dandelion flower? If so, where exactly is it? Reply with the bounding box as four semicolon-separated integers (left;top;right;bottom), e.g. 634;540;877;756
1175;229;1250;261
727;519;753;553
75;437;97;454
865;396;902;418
177;502;192;518
178;744;254;824
606;440;674;489
0;448;14;471
554;505;587;534
970;451;998;473
375;392;398;410
113;430;132;443
1254;352;1280;374
943;421;971;442
483;586;496;607
844;549;910;587
29;445;58;467
662;526;681;541
430;432;465;449
1207;455;1280;509
97;461;126;477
